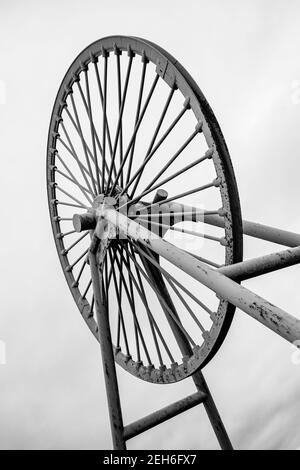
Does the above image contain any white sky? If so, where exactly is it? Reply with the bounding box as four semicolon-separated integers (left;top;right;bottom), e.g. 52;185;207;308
1;0;300;450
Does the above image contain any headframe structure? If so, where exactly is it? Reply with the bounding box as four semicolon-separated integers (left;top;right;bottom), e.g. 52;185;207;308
47;36;300;449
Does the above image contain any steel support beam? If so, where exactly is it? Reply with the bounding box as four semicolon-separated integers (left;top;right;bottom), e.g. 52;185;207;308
103;208;300;344
191;371;233;450
206;215;300;248
163;202;300;248
218;245;300;281
124;390;207;441
75;207;234;450
89;231;126;450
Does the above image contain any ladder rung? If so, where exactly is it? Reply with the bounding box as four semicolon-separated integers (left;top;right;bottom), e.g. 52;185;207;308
124;390;207;441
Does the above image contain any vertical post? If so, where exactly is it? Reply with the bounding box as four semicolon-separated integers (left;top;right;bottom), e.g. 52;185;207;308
89;234;126;450
192;371;233;450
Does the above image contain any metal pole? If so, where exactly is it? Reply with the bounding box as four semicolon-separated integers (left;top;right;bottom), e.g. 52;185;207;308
206;215;300;248
192;371;233;450
124;390;207;441
76;208;235;449
131;201;300;247
166;202;300;248
89;232;126;450
218;245;300;281
103;208;300;344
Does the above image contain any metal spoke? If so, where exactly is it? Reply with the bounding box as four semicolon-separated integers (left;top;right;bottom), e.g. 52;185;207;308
73;259;87;287
82;278;92;298
101;54;108;191
123;250;141;363
128;86;176;198
129;180;220;214
123;243;195;346
122;99;188;199
54;165;93;205
106;247;118;290
56;148;95;191
64;231;89;253
117;252;128;353
67;248;89;271
88;295;94;319
109;74;160;195
131;241;214;318
53;217;73;222
114;248;152;365
76;80;104;158
109;249;130;357
56;229;76;240
58;127;95;196
123;245;165;366
53;184;89;209
129;209;219;220
64;102;107;187
129;148;213;207
120;244;175;364
93;59;114;160
135;217;225;244
84;70;104;193
55;200;88;209
57;229;76;238
125;57;148;185
68;93;98;194
115;50;124;186
84;68;101;192
156;260;206;333
106;53;134;190
142;124;202;193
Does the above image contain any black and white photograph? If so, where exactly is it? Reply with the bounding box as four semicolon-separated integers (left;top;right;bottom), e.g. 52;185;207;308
1;0;300;454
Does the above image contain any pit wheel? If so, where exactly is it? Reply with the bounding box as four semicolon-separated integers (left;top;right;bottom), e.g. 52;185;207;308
47;36;243;383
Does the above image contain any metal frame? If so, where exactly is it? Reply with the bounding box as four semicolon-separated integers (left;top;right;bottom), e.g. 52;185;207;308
83;200;300;449
88;218;233;450
47;35;244;375
47;35;300;450
102;206;300;344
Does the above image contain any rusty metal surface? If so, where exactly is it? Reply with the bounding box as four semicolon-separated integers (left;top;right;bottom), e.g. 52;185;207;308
103;207;300;345
218;246;300;281
90;214;234;449
204;213;300;247
92;206;233;383
89;231;126;450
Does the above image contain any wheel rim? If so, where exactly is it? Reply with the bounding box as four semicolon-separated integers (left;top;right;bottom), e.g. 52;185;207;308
47;36;243;384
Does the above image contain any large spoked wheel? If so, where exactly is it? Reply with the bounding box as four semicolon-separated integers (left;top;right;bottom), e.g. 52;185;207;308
47;36;243;384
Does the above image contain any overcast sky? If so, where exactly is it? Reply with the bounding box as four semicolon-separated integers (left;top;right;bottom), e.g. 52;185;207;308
1;0;300;450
